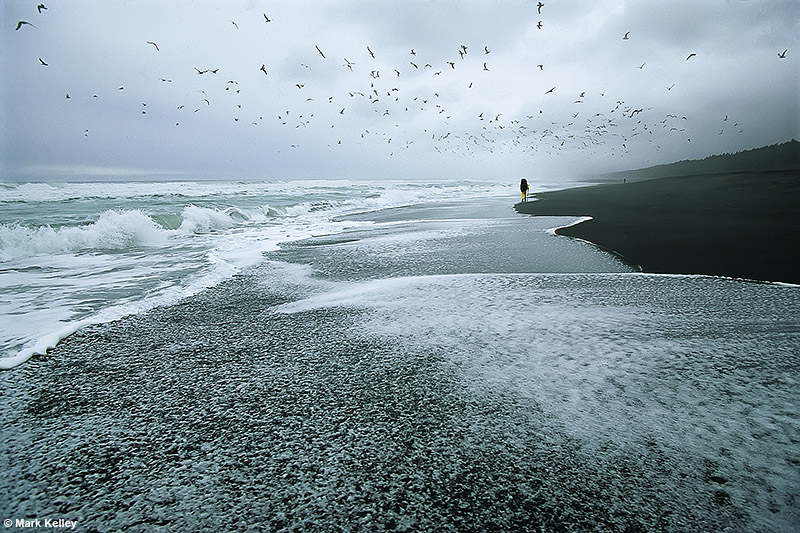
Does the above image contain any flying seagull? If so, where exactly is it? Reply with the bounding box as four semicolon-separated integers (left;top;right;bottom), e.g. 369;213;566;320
315;45;326;58
37;4;47;13
778;49;788;58
146;41;159;51
686;53;696;60
260;64;268;75
263;14;272;22
15;20;36;30
367;46;375;58
537;2;544;14
231;21;239;30
545;86;556;94
38;58;47;66
623;31;630;40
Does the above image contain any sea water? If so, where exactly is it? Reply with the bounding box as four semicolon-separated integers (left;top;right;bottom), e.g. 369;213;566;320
0;179;519;369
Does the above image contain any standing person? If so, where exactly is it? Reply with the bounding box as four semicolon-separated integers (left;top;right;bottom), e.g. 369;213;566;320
520;177;529;202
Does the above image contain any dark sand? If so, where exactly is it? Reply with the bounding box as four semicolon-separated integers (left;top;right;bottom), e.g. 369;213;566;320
515;170;800;284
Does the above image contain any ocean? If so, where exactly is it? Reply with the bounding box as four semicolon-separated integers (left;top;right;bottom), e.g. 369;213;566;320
1;179;798;531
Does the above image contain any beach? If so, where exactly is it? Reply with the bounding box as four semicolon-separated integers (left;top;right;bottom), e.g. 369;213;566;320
1;192;798;532
515;170;800;284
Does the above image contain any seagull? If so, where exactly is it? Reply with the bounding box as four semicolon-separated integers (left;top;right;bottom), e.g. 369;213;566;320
778;49;787;58
38;58;47;66
231;21;239;30
410;61;418;69
315;45;326;59
483;62;489;71
537;2;544;15
545;86;555;94
537;64;544;70
537;21;543;29
447;61;455;69
484;46;490;54
367;46;375;58
623;31;630;40
638;62;646;69
260;64;268;75
686;53;696;60
15;20;36;30
666;84;675;90
263;14;272;22
146;41;159;51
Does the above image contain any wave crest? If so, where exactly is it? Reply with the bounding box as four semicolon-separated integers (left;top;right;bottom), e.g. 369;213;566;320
0;210;167;260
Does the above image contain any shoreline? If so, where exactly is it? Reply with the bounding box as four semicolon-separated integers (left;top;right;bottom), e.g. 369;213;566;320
515;169;800;284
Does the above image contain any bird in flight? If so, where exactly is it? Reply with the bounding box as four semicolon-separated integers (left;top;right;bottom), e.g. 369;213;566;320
537;21;543;29
545;86;556;94
778;49;788;58
623;31;630;40
537;2;544;15
260;64;268;75
15;20;36;30
38;58;47;66
146;41;159;51
315;45;326;59
483;62;489;71
484;46;490;54
231;21;239;30
263;14;272;22
686;53;696;60
37;4;47;13
367;46;375;59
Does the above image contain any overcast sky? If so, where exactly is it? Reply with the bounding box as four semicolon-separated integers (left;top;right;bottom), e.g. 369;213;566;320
2;0;797;182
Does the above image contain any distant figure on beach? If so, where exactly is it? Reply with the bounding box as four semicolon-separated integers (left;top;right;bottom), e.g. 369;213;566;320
520;178;530;202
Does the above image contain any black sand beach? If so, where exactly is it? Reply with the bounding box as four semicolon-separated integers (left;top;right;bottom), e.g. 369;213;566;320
515;170;800;284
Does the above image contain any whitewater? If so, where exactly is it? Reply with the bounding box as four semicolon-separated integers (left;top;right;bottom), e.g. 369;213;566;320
0;179;514;369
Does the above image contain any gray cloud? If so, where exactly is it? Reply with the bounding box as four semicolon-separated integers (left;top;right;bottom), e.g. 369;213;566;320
2;0;797;182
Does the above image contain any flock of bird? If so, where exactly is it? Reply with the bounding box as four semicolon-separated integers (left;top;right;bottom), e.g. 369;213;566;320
14;3;791;164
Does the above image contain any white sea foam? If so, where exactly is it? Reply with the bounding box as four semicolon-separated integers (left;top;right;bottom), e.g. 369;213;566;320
545;215;593;235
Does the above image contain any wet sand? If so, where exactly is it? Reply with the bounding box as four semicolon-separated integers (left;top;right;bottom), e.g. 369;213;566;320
515;170;800;284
